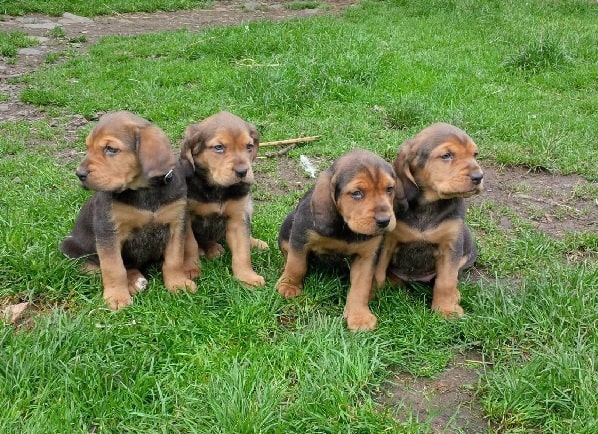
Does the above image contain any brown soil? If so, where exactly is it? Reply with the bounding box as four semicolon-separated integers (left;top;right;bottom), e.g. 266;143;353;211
1;2;596;432
376;351;493;433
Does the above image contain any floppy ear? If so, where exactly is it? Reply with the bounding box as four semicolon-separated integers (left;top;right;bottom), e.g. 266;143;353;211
180;124;200;170
310;169;339;232
394;138;419;201
247;122;260;147
136;124;176;179
245;121;260;162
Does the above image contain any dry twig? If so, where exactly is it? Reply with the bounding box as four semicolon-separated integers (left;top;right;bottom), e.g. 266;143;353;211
263;143;298;158
259;135;320;147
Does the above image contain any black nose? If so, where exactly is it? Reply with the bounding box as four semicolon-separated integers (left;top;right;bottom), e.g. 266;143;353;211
375;216;391;228
470;172;484;185
234;167;248;178
76;169;88;182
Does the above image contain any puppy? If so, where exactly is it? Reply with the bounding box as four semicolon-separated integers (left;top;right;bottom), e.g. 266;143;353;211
180;111;267;287
60;111;196;309
375;123;483;317
276;149;400;332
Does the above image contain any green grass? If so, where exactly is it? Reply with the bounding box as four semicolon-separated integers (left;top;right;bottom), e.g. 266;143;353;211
18;0;598;180
2;0;598;432
0;31;38;58
1;0;212;17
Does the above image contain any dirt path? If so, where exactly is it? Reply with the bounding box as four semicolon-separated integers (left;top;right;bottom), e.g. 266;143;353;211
1;2;596;432
0;1;357;122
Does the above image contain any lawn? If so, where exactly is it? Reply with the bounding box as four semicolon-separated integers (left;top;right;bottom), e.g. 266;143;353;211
1;0;597;432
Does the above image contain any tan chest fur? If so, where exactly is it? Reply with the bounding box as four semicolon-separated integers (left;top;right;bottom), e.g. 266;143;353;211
187;197;249;218
111;199;186;238
306;231;382;257
392;219;462;248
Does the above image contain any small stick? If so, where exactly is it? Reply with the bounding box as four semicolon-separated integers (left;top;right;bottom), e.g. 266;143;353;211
263;143;297;158
259;135;320;147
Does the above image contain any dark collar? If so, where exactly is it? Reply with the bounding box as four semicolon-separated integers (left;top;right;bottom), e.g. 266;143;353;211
150;168;175;185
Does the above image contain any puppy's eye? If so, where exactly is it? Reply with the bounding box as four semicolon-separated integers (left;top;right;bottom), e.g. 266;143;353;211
351;190;364;200
104;146;119;156
247;143;254;152
474;151;479;158
386;186;394;195
213;144;225;153
440;152;453;161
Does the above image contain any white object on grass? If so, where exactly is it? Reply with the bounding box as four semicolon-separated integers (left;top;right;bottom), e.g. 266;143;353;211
299;155;318;178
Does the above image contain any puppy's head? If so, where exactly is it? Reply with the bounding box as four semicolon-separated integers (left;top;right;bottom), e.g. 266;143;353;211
180;111;259;187
311;149;398;236
394;123;484;202
76;111;175;192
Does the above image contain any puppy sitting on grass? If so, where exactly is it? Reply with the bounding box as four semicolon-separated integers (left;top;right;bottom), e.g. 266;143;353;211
276;149;402;332
180;111;268;287
375;123;484;318
60;111;196;309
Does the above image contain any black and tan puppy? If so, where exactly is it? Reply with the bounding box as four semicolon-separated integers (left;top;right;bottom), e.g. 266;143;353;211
375;123;483;317
180;111;267;287
60;111;196;309
276;149;399;332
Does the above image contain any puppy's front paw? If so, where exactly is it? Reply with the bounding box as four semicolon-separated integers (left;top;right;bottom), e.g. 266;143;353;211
276;277;302;298
432;302;465;319
184;262;201;280
202;242;225;259
104;289;132;310
344;309;377;332
251;237;269;250
236;271;266;287
165;275;197;294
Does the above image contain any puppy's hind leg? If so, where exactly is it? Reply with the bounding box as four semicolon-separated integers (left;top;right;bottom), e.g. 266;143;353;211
127;269;148;295
276;247;308;298
200;241;225;259
250;236;269;250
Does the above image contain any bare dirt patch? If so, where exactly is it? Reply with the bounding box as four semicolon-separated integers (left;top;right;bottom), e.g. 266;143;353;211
469;165;596;238
376;351;494;433
1;2;596;432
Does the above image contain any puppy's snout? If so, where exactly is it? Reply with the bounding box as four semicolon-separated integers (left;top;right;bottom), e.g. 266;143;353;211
76;169;88;182
470;172;484;185
375;215;391;229
234;167;248;178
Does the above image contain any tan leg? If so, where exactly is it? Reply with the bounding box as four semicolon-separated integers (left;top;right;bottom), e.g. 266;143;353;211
126;268;148;295
226;214;265;286
163;218;197;293
374;235;398;288
183;217;201;280
431;252;464;318
96;244;131;310
344;256;377;332
275;247;308;298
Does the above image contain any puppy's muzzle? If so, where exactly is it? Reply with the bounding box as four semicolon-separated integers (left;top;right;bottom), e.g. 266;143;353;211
470;172;484;186
234;166;248;178
375;215;391;229
76;168;88;183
